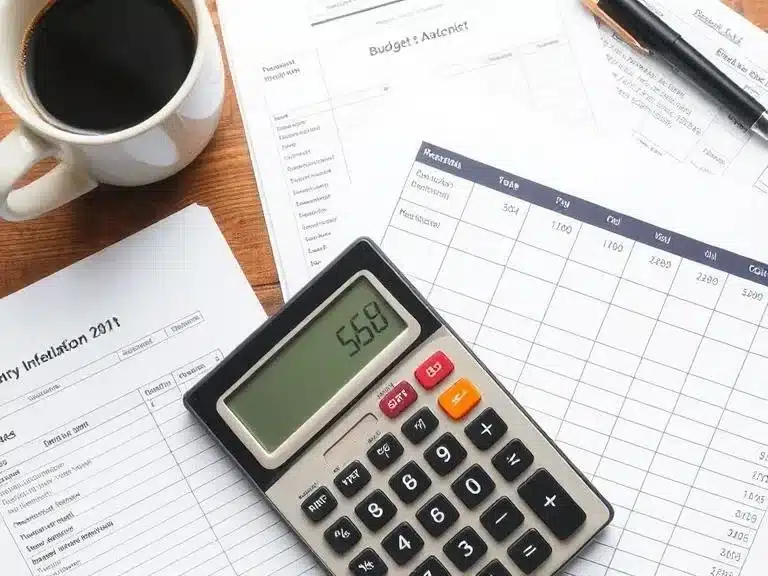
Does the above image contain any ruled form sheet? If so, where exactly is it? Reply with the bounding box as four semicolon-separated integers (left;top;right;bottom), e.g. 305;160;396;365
351;102;768;576
0;206;320;576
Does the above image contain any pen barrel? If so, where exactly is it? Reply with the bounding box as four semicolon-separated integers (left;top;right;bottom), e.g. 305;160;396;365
600;0;679;47
661;38;764;129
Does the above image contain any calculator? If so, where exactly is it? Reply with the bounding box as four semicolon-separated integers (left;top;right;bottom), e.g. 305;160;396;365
184;239;613;576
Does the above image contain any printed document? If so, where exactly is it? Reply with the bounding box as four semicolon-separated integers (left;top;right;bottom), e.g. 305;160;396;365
0;206;318;576
217;0;617;298
598;0;768;191
350;100;768;576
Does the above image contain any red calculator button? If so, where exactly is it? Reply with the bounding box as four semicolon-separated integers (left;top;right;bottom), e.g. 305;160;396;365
380;381;418;419
415;351;455;390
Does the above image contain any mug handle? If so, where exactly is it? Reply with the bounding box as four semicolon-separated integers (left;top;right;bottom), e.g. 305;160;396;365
0;124;97;221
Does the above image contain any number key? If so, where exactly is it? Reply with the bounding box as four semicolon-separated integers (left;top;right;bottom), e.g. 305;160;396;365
452;464;495;509
443;527;488;571
410;556;450;576
382;522;424;566
389;461;431;504
355;490;397;532
424;433;467;476
416;494;459;537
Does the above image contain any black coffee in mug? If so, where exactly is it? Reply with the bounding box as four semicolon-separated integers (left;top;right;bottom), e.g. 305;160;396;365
22;0;196;134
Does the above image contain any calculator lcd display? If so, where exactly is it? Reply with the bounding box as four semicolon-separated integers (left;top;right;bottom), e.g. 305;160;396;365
225;277;407;452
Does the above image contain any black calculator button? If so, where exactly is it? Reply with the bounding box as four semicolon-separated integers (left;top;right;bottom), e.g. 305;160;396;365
402;407;439;445
356;490;397;532
424;433;467;476
452;464;495;509
368;434;404;471
389;461;432;504
324;516;362;555
415;494;459;537
334;460;372;498
465;408;508;451
409;555;450;576
301;486;337;523
492;439;534;482
443;526;488;571
508;529;552;574
382;522;424;566
478;560;513;576
350;548;388;576
480;497;524;542
518;469;586;540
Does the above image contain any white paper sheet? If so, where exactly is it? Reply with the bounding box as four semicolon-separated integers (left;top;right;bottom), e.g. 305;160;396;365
348;98;768;576
598;0;768;191
0;206;319;576
217;0;618;298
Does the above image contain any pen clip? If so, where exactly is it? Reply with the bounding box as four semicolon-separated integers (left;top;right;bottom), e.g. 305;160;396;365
581;0;651;56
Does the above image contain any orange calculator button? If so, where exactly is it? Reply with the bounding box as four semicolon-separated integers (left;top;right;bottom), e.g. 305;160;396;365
438;378;481;420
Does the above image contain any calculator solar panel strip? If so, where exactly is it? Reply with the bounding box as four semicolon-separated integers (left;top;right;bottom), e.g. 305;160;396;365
184;239;613;576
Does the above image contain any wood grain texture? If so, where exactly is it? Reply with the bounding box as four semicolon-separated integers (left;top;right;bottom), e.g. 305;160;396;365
0;0;766;317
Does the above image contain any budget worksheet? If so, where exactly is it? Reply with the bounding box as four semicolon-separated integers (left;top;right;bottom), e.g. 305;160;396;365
346;104;768;576
599;0;768;192
0;206;318;576
217;0;616;298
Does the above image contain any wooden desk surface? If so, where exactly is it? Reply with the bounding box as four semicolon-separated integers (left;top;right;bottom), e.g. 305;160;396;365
1;0;766;316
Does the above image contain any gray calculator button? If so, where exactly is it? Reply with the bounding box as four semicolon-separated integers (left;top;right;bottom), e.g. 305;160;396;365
334;460;371;498
350;548;388;576
465;408;507;451
324;516;362;555
301;486;336;523
368;433;404;471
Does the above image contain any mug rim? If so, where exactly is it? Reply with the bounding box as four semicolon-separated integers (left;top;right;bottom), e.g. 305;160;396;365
0;0;210;146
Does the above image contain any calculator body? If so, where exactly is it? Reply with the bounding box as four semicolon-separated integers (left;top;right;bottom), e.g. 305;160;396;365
184;239;613;576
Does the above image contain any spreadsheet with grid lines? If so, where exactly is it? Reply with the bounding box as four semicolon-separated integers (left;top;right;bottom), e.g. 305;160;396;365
379;143;768;576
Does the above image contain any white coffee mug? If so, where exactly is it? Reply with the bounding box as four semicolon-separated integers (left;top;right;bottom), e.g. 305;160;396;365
0;0;225;221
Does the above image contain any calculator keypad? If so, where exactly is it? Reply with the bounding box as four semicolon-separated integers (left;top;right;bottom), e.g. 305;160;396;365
285;343;610;576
